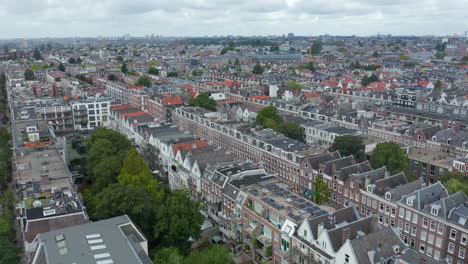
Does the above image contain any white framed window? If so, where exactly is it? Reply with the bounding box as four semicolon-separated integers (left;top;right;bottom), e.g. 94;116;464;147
435;237;442;248
412;213;418;224
451;229;457;240
448;242;455;254
438;224;444;234
459;247;465;259
422;217;428;227
421;230;427;241
461;233;467;245
411;226;417;236
419;243;425;253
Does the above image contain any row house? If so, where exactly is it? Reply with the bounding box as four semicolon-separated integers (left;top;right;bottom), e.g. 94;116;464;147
146;93;182;122
174;107;322;191
40;103;74;134
108;105;157;144
301;121;360;146
300;150;468;263
169;144;233;197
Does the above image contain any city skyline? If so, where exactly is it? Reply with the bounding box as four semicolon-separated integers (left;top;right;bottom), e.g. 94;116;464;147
1;0;467;38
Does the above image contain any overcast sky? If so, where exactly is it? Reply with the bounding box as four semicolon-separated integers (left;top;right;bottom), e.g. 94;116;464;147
1;0;467;38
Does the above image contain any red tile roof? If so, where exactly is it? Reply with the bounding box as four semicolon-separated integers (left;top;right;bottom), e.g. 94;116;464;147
120;111;146;117
110;104;134;110
161;94;182;105
171;140;209;154
84;89;105;94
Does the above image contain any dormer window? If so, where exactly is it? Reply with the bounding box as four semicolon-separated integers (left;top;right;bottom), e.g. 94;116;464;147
367;184;374;193
431;205;440;216
385;192;391;201
406;196;415;206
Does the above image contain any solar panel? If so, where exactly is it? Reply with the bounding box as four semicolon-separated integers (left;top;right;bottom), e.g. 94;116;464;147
33;184;41;193
297;198;306;203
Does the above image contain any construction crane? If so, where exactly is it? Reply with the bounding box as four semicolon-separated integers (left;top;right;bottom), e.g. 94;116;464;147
309;38;317;56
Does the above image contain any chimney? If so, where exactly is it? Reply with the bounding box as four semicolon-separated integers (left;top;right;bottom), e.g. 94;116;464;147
440;189;446;199
370;216;378;232
41;173;49;185
424;194;430;206
364;175;371;188
367;250;376;263
341;227;351;244
317;222;325;236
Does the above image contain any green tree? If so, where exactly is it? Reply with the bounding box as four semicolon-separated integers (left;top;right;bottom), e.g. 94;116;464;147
167;72;179;77
256;106;283;126
58;62;66;72
191;69;203;76
33;48;43;60
118;149;164;202
329;135;365;162
154;189;204;250
148;67;159;75
373;51;379;57
370;142;408;174
275;122;305;142
153;247;184;264
297;62;315;71
285;80;304;90
311;40;323;55
361;73;379;87
313;175;330;204
94;184;157;238
263;118;280;129
121;62;128;74
183;244;234;264
270;44;280;51
68;57;77;64
0;236;20;264
108;74;117;81
434;80;442;89
136;75;152;87
252;63;264;74
116;56;124;62
220;45;235;55
24;69;36;80
188;93;217;111
440;172;468;195
234;58;240;66
75;74;92;85
399;54;411;61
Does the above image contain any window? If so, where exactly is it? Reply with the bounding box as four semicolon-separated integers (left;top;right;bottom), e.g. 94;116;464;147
428;233;434;244
411;226;417;236
399;208;404;218
431;207;439;216
461;233;467;245
303;230;307;238
438;224;444;234
430;221;436;231
391;208;396;216
448;242;455;254
410;238;415;247
427;246;433;257
420;243;425;253
398;220;403;230
405;223;410;233
447;256;453;264
434;250;440;260
421;230;427;241
391;220;395;227
406;211;411;221
385;192;391;200
422;217;428;227
451;229;457;240
412;214;418;223
345;254;350;263
380;203;384;212
459;247;465;259
435;237;442;248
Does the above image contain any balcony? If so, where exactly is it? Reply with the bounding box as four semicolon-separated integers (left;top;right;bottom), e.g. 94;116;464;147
256;234;272;247
276;245;290;260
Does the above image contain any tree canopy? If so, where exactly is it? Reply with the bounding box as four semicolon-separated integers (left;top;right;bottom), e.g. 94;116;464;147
329;135;365;162
33;48;43;60
285;80;304;90
183;244;234;264
94;183;158;238
256;106;283;126
189;93;217;111
311;40;323;55
252;63;264;74
108;74;117;81
153;247;184;264
370;142;408;174
148;67;159;75
24;69;36;81
275;122;305;143
361;73;379;87
167;72;179;77
154;189;204;249
58;62;66;72
118;148;164;202
313;175;330;204
439;172;468;195
136;75;152;87
121;62;128;74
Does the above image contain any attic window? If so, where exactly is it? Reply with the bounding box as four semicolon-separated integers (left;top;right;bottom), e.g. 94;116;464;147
385;193;391;201
406;197;414;206
431;205;440;216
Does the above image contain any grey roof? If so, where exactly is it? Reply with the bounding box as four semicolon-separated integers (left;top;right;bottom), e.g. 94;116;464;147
302;151;341;170
422;191;468;220
328;217;377;252
336;161;373;182
372;172;408;197
399;182;448;211
34;215;152;264
448;204;468;229
350;227;405;264
322;156;355;176
353;167;386;189
394;248;443;264
308;206;360;240
181;146;234;171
